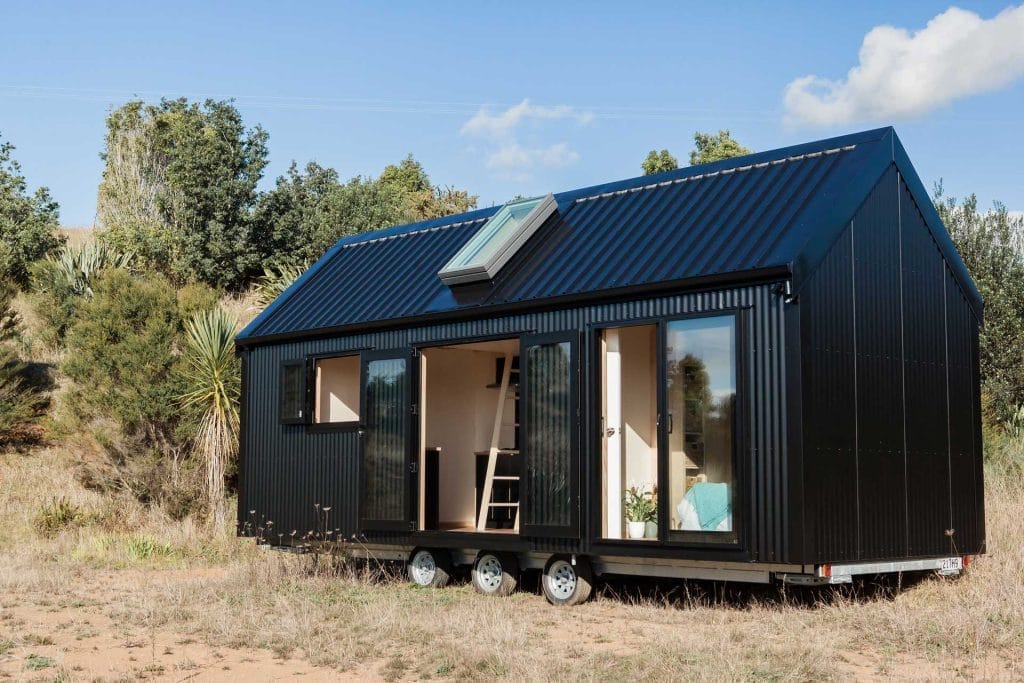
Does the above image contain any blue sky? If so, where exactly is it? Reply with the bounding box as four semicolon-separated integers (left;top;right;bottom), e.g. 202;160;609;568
2;1;1022;226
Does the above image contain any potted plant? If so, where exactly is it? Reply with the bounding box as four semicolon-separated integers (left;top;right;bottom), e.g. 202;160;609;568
623;485;656;539
644;484;659;538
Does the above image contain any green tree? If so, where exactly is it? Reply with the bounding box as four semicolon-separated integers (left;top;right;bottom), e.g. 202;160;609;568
689;130;752;165
253;155;476;267
935;184;1024;425
642;149;679;175
0;134;63;288
96;99;269;290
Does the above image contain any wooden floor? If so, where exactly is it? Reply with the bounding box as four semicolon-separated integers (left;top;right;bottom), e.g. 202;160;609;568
436;524;518;535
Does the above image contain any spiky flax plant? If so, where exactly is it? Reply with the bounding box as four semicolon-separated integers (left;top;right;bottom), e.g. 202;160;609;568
179;307;240;529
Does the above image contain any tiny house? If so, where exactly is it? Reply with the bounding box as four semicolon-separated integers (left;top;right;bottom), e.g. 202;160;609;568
236;128;984;605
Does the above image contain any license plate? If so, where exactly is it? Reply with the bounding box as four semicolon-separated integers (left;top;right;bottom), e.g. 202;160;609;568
940;557;963;572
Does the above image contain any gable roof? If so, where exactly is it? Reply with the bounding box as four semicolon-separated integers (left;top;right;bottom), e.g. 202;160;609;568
238;127;981;345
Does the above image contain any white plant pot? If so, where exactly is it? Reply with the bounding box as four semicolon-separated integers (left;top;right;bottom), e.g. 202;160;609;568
627;521;646;539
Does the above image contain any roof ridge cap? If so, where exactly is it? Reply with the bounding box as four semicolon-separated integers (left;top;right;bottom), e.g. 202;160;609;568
573;144;856;204
341;215;489;249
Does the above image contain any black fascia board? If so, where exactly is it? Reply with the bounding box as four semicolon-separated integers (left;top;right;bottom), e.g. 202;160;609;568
235;264;792;348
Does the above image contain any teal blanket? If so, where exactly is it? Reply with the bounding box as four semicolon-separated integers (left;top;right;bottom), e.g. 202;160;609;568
685;482;730;531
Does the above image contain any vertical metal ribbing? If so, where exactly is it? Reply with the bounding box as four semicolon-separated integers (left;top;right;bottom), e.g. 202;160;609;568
850;220;860;559
943;269;954;540
897;171;909;554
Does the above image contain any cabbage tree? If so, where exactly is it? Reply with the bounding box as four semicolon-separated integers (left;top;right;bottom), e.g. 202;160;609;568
179;307;239;529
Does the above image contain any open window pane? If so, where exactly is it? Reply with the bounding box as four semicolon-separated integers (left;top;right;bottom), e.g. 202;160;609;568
280;362;306;423
315;355;360;424
665;316;737;539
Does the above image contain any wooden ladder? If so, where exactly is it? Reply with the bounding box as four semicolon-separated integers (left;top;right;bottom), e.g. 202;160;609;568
476;353;520;532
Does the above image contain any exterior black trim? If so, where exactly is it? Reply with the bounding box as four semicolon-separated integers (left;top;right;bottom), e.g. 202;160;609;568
237;266;792;348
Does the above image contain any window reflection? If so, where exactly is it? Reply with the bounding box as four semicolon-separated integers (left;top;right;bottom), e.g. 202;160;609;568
666;317;736;537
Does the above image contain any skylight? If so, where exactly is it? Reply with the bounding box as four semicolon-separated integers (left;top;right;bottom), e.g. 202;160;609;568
438;194;557;286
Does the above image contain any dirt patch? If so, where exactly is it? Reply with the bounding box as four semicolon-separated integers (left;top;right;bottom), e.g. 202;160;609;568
0;567;347;681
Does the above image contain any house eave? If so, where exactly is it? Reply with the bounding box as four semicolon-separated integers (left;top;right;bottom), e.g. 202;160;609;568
235;264;792;348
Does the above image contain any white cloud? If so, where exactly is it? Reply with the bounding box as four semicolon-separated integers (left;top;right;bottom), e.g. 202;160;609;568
485;143;580;171
784;5;1024;126
461;98;592;176
461;99;593;140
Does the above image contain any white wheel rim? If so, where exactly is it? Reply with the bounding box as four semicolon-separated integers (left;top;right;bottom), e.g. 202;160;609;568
410;551;436;586
477;555;503;592
546;560;577;600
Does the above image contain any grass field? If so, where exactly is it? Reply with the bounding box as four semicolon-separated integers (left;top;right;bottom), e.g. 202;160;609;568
0;442;1021;681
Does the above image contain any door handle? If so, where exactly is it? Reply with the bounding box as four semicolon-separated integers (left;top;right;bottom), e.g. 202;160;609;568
667;413;674;434
605;427;617;437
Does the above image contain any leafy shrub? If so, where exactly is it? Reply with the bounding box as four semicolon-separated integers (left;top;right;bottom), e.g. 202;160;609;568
63;268;183;436
24;654;54;671
33;496;83;536
0;286;39;444
177;281;220;321
29;241;133;344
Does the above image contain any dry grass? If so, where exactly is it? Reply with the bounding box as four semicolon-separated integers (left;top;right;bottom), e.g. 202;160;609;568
2;443;1021;681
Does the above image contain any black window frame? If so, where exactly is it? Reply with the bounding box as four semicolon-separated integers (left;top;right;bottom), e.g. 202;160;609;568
586;308;748;553
309;352;364;433
279;359;309;425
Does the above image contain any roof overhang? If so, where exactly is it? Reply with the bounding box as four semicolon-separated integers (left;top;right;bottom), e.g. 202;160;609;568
235;265;792;348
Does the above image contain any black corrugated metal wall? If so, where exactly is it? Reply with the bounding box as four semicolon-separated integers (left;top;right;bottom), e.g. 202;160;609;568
797;165;985;563
240;284;789;561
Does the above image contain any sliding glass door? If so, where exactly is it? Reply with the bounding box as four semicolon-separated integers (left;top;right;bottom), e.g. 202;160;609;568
360;350;416;531
663;315;738;542
520;332;579;538
597;314;740;544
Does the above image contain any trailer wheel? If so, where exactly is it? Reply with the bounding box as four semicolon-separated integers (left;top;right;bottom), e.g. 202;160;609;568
407;548;452;588
542;555;593;606
471;552;518;596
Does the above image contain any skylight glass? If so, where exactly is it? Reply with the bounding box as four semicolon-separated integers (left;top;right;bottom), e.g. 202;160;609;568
438;194;557;285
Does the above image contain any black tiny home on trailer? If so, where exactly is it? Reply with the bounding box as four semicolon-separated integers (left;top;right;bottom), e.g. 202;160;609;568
236;127;984;604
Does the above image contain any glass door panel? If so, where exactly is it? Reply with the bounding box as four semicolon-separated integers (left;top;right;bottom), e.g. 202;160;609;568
360;351;415;531
520;332;579;537
664;316;738;541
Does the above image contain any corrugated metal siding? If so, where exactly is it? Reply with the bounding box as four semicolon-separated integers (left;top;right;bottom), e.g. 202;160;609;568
801;221;859;561
797;165;985;563
947;268;985;553
900;181;954;557
854;167;907;560
243;131;900;341
240;283;789;561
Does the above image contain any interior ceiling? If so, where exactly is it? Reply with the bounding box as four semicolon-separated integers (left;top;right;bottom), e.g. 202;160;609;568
429;338;520;354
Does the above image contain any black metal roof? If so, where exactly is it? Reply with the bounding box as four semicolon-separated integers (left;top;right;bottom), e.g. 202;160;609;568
238;127;981;345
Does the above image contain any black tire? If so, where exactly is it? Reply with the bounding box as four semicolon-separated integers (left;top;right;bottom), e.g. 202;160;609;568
541;555;593;606
407;548;452;588
471;551;519;596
